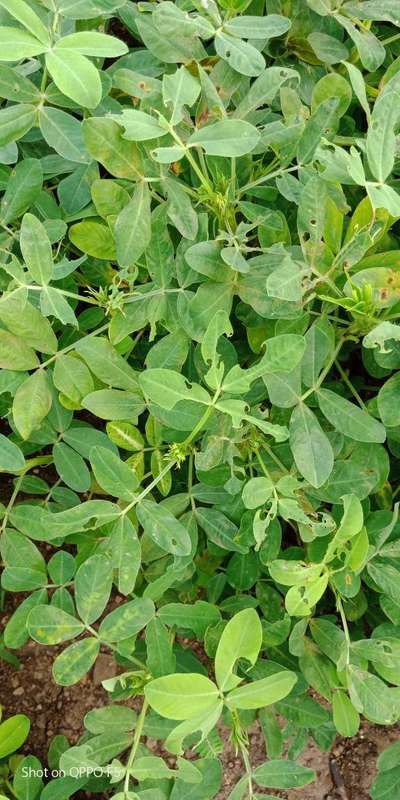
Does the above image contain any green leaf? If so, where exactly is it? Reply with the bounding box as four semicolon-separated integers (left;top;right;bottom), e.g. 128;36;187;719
0;27;45;60
91;178;130;219
0;331;37;370
41;287;78;328
0;715;30;758
344;0;399;21
98;597;155;642
83;117;143;180
137;499;192;556
106;421;144;451
368;561;400;605
308;32;349;64
0;0;50;44
45;49;102;109
163;66;200;126
75;554;113;624
158;601;221;639
215;608;262;691
0;65;40;103
114;182;151;268
4;590;47;649
145;673;220;719
297;98;340;164
55;31;128;57
39;107;90;164
90;446;139;500
13;756;43;800
224;14;291;39
344;61;370;121
0;104;37;147
253;760;315;789
289;403;334;488
59;0;126;18
233;66;299;118
0;433;24;472
0;158;42;224
165;177;198;240
81;389;144;420
302;317;334;388
367;87;400;182
378;371;400;427
76;336;138;391
332;690;360;737
266;257;303;302
28;605;84;645
215;31;265;77
337;14;385;72
367;183;400;216
1;528;47;591
347;666;398;724
371;767;400;800
84;705;136;734
188;120;260;157
53;442;91;492
48;552;75;586
226;671;297;709
111;109;167;141
20;213;54;285
139;368;210;410
318;388;386;443
110;516;141;595
146;617;176;678
223;334;305;393
242;477;274;509
69;219;116;260
13;370;52;440
53;638;100;686
196;507;247;554
0;290;57;355
54;354;93;404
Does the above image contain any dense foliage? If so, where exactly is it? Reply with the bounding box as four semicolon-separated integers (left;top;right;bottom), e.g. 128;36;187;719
2;0;400;797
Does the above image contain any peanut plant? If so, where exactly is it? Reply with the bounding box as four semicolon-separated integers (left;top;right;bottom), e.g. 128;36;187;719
1;0;400;799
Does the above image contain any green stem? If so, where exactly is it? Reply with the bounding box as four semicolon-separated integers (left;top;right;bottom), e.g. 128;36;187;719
0;475;24;535
124;287;184;305
24;284;99;305
184;400;216;445
0;222;17;239
121;390;220;517
381;31;400;45
86;625;146;669
120;459;176;518
301;336;346;401
40;66;48;94
239;164;299;196
241;747;254;800
336;594;351;665
167;124;213;194
5;778;17;797
44;477;61;507
255;449;273;481
124;699;149;797
334;359;366;409
40;322;109;369
185;147;214;194
255;449;279;504
262;443;289;474
188;451;196;512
